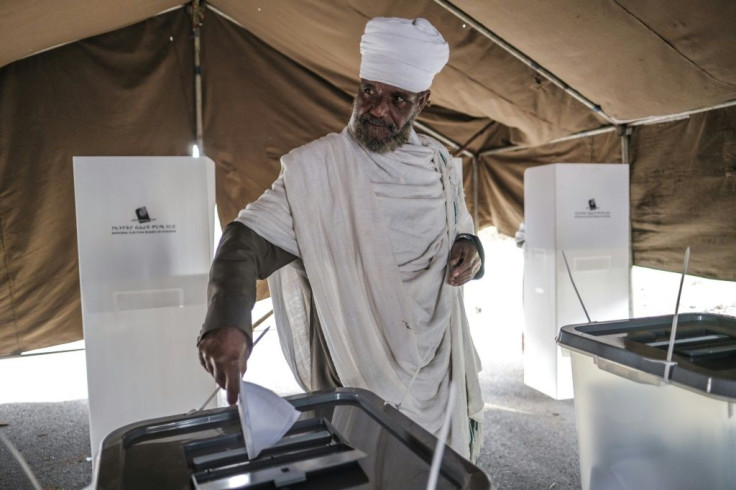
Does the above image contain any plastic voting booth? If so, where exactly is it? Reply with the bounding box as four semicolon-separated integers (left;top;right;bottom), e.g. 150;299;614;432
523;163;630;399
73;156;217;464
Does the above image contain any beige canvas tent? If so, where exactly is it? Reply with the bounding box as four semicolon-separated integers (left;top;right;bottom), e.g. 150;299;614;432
1;0;735;356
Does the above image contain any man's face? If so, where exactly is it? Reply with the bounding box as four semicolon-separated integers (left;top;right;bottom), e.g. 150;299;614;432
349;79;430;153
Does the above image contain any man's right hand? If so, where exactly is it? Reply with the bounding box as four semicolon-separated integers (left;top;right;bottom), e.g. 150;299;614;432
198;327;252;405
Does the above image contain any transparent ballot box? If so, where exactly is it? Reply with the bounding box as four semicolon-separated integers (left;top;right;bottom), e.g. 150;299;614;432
557;313;736;490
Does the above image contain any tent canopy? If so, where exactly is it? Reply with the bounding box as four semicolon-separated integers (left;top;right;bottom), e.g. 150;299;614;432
1;0;735;355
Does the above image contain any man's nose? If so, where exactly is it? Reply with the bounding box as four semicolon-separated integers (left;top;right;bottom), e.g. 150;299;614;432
369;97;390;118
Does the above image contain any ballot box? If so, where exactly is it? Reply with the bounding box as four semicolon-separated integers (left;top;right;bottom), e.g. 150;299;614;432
94;388;492;489
557;313;736;490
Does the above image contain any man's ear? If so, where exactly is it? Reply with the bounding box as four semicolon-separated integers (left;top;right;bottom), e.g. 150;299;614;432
417;90;431;113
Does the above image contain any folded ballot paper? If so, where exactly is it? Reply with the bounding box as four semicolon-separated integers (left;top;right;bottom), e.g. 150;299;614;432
238;379;301;459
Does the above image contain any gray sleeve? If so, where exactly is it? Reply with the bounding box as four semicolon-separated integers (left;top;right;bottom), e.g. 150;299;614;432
198;221;297;345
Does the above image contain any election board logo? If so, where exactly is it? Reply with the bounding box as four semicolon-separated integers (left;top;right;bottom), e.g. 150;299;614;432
112;206;173;235
575;197;610;219
133;206;155;223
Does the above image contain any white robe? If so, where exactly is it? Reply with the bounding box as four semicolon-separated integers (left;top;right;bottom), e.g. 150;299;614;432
237;128;483;458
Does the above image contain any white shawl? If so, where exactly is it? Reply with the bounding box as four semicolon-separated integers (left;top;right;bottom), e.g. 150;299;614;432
237;128;483;458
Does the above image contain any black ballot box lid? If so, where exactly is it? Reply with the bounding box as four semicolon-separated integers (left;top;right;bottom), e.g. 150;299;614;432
94;387;492;489
557;313;736;399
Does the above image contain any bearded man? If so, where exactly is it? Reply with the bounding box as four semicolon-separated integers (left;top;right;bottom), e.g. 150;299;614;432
198;17;486;460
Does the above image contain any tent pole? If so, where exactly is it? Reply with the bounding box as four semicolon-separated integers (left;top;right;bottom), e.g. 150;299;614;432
480;126;617;157
617;124;634;318
472;156;479;233
479;99;736;158
452;120;495;157
414;120;475;158
433;0;614;124
618;125;632;164
621;99;736;126
191;1;205;153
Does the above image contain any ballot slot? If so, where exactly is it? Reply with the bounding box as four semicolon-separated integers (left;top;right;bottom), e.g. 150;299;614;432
187;418;334;470
571;315;736;374
189;416;368;489
188;429;334;470
626;323;736;370
191;447;367;489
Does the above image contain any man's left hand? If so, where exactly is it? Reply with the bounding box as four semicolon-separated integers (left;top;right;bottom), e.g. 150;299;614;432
448;239;481;286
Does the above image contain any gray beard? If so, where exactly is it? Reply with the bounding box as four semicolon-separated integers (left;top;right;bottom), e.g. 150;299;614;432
350;111;414;154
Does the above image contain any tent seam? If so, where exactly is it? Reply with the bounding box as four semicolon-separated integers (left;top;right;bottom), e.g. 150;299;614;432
446;65;581;133
207;6;358;103
613;0;736;88
0;209;22;354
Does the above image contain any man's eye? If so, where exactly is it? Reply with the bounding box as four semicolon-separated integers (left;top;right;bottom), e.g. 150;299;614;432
363;87;374;95
394;95;407;104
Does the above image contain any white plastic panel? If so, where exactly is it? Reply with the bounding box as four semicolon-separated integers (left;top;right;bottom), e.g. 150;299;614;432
523;163;631;399
73;156;217;463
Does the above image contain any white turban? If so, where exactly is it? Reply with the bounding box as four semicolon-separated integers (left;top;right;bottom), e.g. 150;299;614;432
359;17;449;93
